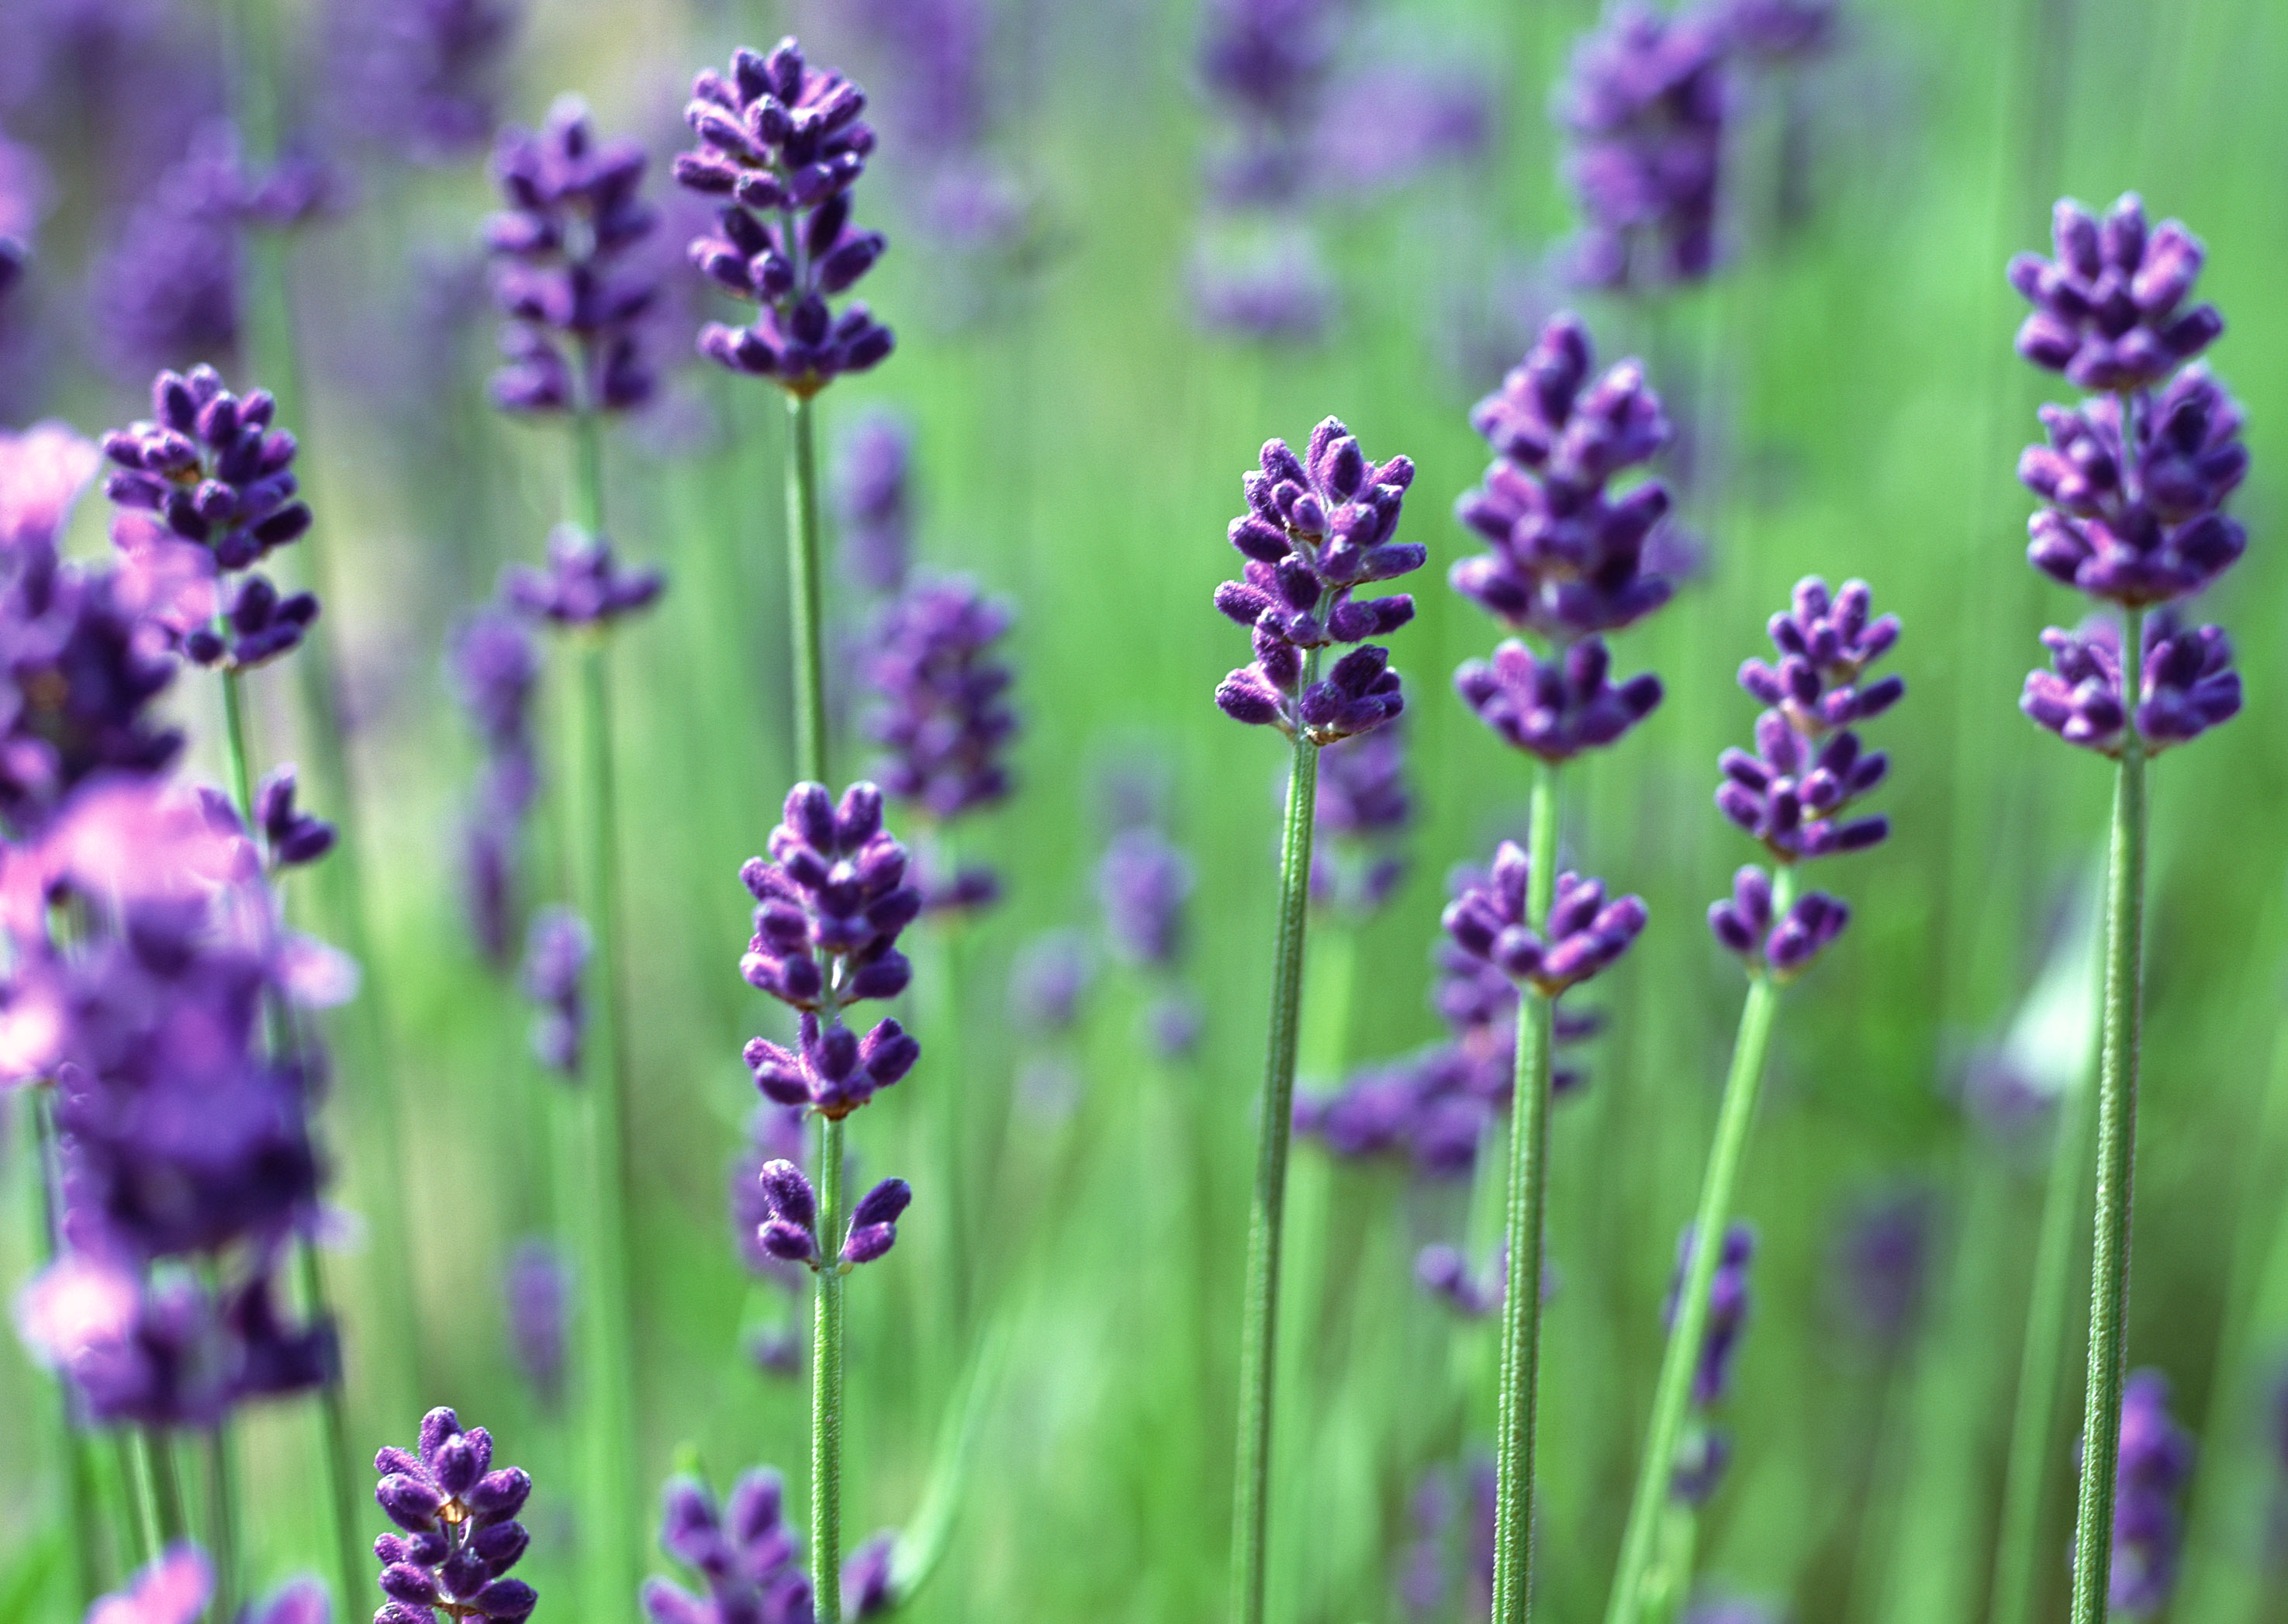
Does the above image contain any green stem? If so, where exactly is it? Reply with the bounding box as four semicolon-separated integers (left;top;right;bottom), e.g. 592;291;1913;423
1988;1047;2095;1624
1491;760;1561;1623
118;1432;161;1566
219;672;257;829
204;1426;240;1624
1229;693;1322;1624
147;1432;188;1550
1604;869;1792;1624
29;1090;105;1608
783;392;829;786
571;633;638;1622
813;1113;848;1624
2068;608;2147;1624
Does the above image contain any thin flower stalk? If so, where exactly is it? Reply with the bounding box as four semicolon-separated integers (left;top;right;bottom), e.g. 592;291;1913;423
28;1090;104;1610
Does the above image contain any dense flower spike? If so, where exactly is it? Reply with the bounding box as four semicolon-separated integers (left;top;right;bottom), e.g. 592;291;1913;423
502;1239;568;1409
2020;612;2240;757
2017;367;2246;606
1715;577;1900;866
676;38;894;395
641;1470;815;1624
1443;840;1647;997
1197;0;1339;207
1452;313;1676;640
499;526;665;627
2009;195;2221;392
2080;1371;2193;1615
520;907;589;1076
835;411;911;594
1454;635;1662;763
1558;2;1730;289
1214;419;1421;741
750;1159;912;1270
1706;865;1849;976
1310;722;1411;915
484;96;658;414
744;1013;919;1118
862;575;1017;821
253;765;335;869
372;1406;537;1622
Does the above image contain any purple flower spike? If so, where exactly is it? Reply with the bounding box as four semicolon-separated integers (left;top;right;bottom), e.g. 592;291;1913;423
329;0;520;163
745;1011;919;1118
1664;1222;1755;1410
1453;635;1663;763
748;1159;911;1272
1442;840;1647;997
677;38;893;397
484;96;658;415
252;765;334;869
1558;3;1731;290
501;525;665;629
1214;418;1422;744
2017;367;2246;607
1098;826;1194;969
2021;612;2240;758
642;1469;813;1624
372;1407;537;1622
1706;865;1850;978
862;575;1017;824
520;907;589;1076
738;780;923;1025
2009;195;2221;392
1453;313;1677;641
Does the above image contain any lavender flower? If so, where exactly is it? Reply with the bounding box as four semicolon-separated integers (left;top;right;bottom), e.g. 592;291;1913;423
862;574;1016;822
89;140;245;376
372;1406;537;1622
1009;930;1091;1035
1442;840;1647;998
1666;1222;1755;1409
2075;1370;2193;1615
1416;1242;1504;1316
842;1533;896;1617
738;782;923;1117
752;1159;912;1270
1311;722;1411;916
835;411;911;595
484;96;658;414
1453;634;1662;762
2009;195;2221;392
1834;1190;1931;1347
676;39;895;396
500;525;665;627
1213;419;1421;742
84;1543;213;1624
100;364;319;671
253;765;335;869
2021;612;2241;756
520;907;589;1076
1713;576;1900;869
1706;866;1848;978
1452;312;1676;640
0;421;99;560
1188;232;1335;343
449;609;540;966
328;0;520;162
502;1239;567;1409
641;1469;814;1624
1558;2;1731;289
1097;826;1193;969
1197;0;1338;208
730;1104;810;1280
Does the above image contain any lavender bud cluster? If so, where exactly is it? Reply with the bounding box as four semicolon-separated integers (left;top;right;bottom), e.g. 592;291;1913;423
2012;195;2246;758
862;575;1017;824
1213;418;1421;743
519;906;589;1076
738;782;922;1116
101;365;318;670
1707;577;1902;978
1451;314;1672;762
1443;840;1647;998
373;1407;537;1622
676;39;894;395
835;411;912;596
754;1159;913;1270
1664;1222;1755;1505
500;525;665;629
641;1469;815;1624
484;97;659;415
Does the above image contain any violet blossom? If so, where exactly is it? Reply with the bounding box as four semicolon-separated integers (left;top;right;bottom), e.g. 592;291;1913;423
641;1468;814;1624
520;906;589;1076
373;1406;537;1622
751;1158;911;1270
499;525;665;628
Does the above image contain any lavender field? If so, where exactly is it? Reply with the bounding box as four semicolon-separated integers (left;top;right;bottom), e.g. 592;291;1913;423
2;0;2286;1621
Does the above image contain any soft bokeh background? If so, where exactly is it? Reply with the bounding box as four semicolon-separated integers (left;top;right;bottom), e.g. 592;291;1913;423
5;0;2288;1619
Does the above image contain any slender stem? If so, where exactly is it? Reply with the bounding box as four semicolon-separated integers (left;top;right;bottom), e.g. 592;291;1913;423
2068;607;2147;1624
813;1113;848;1624
1490;760;1561;1623
1988;1047;2095;1624
215;670;365;1614
1229;691;1323;1624
204;1426;240;1624
29;1090;105;1608
146;1432;188;1550
572;404;607;536
571;633;638;1622
783;392;830;787
1604;869;1793;1624
118;1432;161;1566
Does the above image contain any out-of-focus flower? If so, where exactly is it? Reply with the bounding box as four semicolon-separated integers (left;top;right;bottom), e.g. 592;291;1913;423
1311;721;1411;917
502;1239;567;1410
1706;865;1848;978
2072;1370;2192;1616
327;0;520;162
1010;930;1091;1036
1098;827;1193;969
0;421;99;558
862;574;1016;824
86;1543;213;1624
1188;230;1334;342
499;526;665;627
449;609;540;966
520;907;589;1076
641;1469;812;1624
1834;1189;1931;1346
484;97;658;414
835;410;911;595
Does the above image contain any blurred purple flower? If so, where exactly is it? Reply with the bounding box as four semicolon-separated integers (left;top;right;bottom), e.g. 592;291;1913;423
500;526;665;628
1010;930;1091;1036
1310;64;1491;193
519;907;588;1076
862;574;1017;825
85;1543;212;1624
1311;721;1411;917
835;410;911;595
1188;230;1334;342
502;1238;567;1409
641;1469;811;1624
1834;1189;1931;1347
327;0;520;162
448;608;540;966
1097;826;1192;969
2072;1370;2193;1616
2010;194;2221;393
